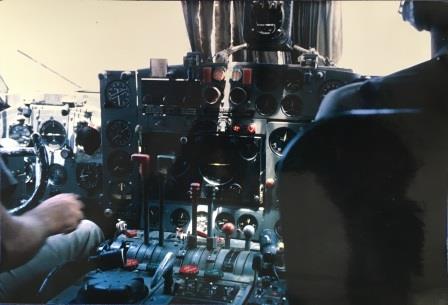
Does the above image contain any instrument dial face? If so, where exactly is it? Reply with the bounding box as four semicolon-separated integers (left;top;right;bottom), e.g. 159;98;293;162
170;208;190;228
106;120;132;146
238;138;259;161
76;163;100;190
105;80;131;108
9;123;32;146
107;150;132;177
237;214;258;231
281;95;303;116
269;127;296;156
255;94;277;116
215;212;235;231
197;211;208;234
48;163;67;186
197;136;236;186
111;181;133;202
40;120;66;148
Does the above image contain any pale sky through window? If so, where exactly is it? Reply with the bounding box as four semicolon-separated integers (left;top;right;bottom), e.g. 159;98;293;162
0;0;431;94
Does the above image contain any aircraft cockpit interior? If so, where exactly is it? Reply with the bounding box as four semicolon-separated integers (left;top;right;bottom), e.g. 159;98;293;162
0;1;447;304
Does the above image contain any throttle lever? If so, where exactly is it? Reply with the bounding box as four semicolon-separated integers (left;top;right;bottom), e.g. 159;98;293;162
131;154;151;244
150;252;175;290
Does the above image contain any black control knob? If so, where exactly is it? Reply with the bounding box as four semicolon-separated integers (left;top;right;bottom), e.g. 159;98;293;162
76;125;101;155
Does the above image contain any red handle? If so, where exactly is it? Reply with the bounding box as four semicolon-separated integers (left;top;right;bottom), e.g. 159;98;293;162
131;154;151;178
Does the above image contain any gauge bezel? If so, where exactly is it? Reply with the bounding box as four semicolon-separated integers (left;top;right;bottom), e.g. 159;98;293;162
107;150;132;177
281;94;303;117
105;80;131;108
39;119;67;148
48;163;67;186
76;163;101;190
269;127;296;156
106;120;132;147
255;94;277;116
237;214;258;231
170;208;190;228
215;212;236;232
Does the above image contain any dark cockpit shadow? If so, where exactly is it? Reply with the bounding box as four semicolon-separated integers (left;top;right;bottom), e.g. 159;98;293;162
278;110;448;305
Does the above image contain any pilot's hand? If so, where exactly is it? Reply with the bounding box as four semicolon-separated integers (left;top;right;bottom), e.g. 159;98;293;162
25;193;84;235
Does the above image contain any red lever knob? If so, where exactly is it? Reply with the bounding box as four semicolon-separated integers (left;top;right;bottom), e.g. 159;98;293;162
190;182;201;192
222;222;235;236
124;258;139;270
179;264;199;277
131;154;150;178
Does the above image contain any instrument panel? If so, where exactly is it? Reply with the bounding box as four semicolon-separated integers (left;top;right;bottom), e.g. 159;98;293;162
0;53;361;305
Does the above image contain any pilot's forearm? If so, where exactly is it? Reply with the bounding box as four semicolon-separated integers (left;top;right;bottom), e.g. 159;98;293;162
0;204;50;271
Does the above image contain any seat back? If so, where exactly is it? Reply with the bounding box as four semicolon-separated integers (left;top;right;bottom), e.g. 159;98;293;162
278;110;448;305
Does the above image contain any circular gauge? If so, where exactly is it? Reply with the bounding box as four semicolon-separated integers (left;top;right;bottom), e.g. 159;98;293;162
269;127;297;156
40;120;66;148
9;123;32;146
48;163;67;186
76;163;100;190
237;214;258;231
215;212;235;231
197;136;236;186
197;211;208;234
238;138;259;161
320;80;344;100
281;95;303;116
275;220;283;238
107;150;132;177
106;120;132;146
170;208;190;228
105;80;131;108
111;181;133;202
149;206;160;228
202;86;221;105
229;87;248;106
255;94;277;116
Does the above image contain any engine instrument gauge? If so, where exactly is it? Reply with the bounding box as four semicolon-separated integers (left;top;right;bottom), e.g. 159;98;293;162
281;95;303;116
105;80;131;108
39;120;66;148
197;211;208;234
76;163;100;190
107;150;132;177
48;163;67;186
215;212;235;231
255;94;277;116
237;214;258;231
197;136;236;186
269;127;296;156
170;208;190;228
106;120;132;146
320;80;344;100
238;138;259;161
111;181;133;202
9;122;32;146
